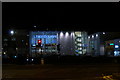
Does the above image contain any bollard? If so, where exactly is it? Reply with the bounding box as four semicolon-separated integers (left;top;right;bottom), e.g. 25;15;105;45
41;58;44;64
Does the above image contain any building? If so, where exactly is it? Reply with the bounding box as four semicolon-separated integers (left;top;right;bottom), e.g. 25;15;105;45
2;30;29;58
29;31;88;57
3;30;120;58
87;32;105;56
88;32;120;57
105;39;120;56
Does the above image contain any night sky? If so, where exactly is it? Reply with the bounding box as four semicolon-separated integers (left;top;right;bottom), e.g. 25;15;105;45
2;2;120;35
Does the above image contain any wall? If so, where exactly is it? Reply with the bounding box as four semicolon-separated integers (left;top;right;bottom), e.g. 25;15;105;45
58;32;75;55
88;32;101;56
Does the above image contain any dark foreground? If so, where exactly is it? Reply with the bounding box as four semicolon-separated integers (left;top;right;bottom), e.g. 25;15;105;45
2;63;120;80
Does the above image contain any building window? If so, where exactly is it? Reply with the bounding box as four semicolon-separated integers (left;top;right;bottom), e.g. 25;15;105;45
4;39;8;41
12;38;16;41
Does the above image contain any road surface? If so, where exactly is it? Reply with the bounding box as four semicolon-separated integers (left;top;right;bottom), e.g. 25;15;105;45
2;63;120;80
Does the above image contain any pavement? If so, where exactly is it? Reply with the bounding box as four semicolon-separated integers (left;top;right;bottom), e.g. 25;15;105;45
2;63;120;80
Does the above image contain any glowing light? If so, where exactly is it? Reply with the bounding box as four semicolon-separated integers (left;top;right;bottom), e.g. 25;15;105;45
14;56;17;58
60;32;64;37
10;30;14;35
77;38;82;42
4;52;6;54
78;48;82;50
78;51;82;54
110;43;114;46
114;51;120;56
32;59;34;61
65;32;69;37
78;43;82;46
103;32;105;34
75;32;81;37
16;48;18;50
35;35;57;38
96;34;98;37
33;44;36;46
34;26;36;28
26;59;29;61
115;45;119;48
71;32;74;36
38;40;42;44
92;35;94;38
88;36;90;39
77;34;81;37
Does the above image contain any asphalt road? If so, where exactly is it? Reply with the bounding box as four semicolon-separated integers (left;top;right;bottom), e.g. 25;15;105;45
2;63;120;80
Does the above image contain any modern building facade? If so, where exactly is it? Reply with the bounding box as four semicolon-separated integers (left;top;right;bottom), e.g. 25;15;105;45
2;30;29;58
87;32;105;56
3;30;120;58
105;39;120;56
29;31;88;57
88;32;120;57
114;39;120;56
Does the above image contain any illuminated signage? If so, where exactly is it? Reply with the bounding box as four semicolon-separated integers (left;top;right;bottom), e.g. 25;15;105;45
34;35;57;38
110;43;114;46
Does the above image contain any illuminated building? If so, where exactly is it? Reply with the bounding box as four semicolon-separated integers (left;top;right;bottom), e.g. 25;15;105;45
88;32;105;56
29;31;58;57
88;32;120;57
114;39;120;56
105;39;120;56
29;31;88;57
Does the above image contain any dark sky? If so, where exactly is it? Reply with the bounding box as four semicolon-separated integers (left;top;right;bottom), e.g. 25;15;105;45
2;2;120;35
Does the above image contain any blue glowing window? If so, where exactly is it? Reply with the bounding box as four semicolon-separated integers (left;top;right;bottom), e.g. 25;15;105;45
31;35;57;45
114;51;120;56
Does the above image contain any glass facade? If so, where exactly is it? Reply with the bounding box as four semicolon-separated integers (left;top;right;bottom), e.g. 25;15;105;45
30;32;58;56
30;31;88;56
74;32;87;55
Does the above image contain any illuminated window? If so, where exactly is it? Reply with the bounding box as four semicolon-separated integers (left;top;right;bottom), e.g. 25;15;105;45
77;43;82;46
78;48;82;50
96;34;98;37
3;52;6;54
114;51;120;56
77;38;82;42
77;34;81;37
88;36;90;39
78;51;82;54
14;56;17;58
115;45;119;48
103;32;105;34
